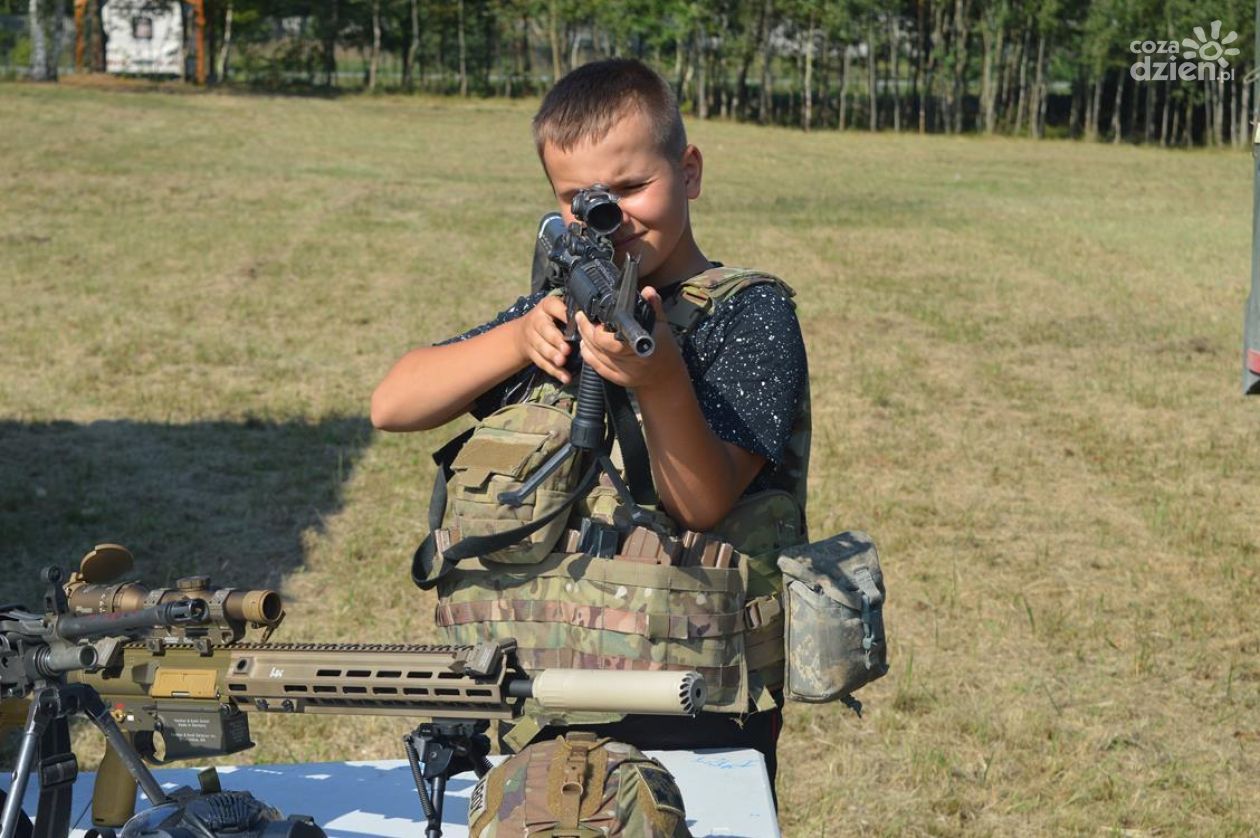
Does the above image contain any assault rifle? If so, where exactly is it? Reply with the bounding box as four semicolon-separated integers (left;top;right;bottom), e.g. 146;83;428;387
486;188;661;531
3;546;707;838
532;185;656;358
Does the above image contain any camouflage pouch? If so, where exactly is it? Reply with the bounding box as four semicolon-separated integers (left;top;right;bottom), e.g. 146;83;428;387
777;531;888;705
439;401;583;565
468;733;690;838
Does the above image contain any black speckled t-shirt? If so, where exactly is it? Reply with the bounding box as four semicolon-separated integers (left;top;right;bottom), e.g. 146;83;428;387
437;274;808;495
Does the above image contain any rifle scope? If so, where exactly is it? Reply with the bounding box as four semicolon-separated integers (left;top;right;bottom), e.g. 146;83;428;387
68;578;282;628
570;185;622;237
537;214;655;358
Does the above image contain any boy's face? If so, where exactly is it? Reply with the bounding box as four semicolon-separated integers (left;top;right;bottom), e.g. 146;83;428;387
542;106;702;284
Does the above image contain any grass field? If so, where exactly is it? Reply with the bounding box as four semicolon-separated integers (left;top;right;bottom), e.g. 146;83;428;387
2;81;1258;835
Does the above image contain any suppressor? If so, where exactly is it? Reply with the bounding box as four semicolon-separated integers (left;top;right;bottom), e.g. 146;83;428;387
512;669;707;715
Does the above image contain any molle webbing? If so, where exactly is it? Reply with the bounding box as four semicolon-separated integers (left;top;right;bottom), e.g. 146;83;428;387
436;600;746;641
435;552;751;710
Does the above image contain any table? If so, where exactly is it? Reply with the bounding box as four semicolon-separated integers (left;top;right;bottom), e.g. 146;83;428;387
2;748;779;837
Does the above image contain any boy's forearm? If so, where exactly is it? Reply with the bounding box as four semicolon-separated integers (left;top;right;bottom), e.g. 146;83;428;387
635;359;758;531
371;319;529;432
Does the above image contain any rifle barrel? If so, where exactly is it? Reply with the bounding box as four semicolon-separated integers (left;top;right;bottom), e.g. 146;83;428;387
58;599;208;641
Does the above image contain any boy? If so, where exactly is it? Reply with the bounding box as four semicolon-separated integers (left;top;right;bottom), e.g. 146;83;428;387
371;59;808;786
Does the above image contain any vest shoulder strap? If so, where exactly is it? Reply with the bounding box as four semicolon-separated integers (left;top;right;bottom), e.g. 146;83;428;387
664;266;797;334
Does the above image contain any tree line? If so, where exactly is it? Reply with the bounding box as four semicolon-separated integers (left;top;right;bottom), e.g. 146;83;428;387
11;0;1257;147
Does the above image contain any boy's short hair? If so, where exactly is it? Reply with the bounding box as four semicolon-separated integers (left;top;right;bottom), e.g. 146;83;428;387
533;58;687;164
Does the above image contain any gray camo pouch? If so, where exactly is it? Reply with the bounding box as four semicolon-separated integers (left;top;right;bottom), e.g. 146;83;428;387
777;531;888;707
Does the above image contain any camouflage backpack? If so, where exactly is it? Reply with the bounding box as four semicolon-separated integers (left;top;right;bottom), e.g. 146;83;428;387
468;733;690;838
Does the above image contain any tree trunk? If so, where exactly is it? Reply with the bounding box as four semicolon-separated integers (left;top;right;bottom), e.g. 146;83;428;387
1159;81;1170;146
1239;68;1251;150
403;0;419;90
216;0;233;82
368;0;381;91
997;18;1015;129
1232;69;1242;148
696;23;708;119
548;0;562;83
759;16;774;124
1203;79;1214;146
950;0;970;134
1215;74;1225;147
915;0;926;132
980;9;998;134
1068;78;1080;137
1179;90;1189;146
866;23;877;131
568;21;581;70
457;0;468;96
802;10;815;131
889;13;901;131
817;28;830;127
1014;25;1030;134
839;43;851;130
1088;76;1102;140
1170;92;1181;145
924;0;948;134
736;0;772;121
322;0;338;86
1029;32;1045;137
679;35;696;109
1142;77;1154;143
1111;73;1124;143
29;0;64;81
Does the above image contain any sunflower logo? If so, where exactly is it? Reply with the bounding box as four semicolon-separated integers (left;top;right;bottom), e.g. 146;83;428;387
1182;20;1241;69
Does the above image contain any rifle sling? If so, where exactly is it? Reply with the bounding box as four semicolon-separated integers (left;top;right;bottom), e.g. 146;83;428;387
34;715;74;838
603;380;656;508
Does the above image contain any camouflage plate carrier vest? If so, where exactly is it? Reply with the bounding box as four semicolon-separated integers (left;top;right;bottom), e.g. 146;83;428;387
433;267;812;719
468;732;691;837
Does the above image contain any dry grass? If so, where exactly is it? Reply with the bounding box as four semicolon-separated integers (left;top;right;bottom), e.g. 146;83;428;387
2;82;1257;835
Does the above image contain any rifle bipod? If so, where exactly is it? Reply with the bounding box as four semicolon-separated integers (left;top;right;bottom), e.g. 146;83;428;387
402;720;494;838
0;684;172;838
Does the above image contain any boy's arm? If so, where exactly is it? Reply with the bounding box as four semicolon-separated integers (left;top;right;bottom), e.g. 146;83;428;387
635;361;767;530
372;296;572;432
573;289;769;530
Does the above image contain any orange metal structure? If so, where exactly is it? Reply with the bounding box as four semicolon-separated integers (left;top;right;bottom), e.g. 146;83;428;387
74;0;206;84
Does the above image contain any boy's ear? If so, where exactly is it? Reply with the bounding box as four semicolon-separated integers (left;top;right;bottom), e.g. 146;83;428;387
681;144;703;199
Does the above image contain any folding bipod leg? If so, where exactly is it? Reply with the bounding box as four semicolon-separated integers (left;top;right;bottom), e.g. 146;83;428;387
1;684;179;838
1;687;71;838
403;720;493;838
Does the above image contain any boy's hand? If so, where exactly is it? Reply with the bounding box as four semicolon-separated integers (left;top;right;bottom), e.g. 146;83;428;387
574;287;680;390
515;295;573;384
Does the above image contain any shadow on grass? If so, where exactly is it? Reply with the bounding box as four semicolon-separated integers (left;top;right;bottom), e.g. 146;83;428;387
0;416;372;607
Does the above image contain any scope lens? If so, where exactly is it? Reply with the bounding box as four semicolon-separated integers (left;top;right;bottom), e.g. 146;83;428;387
584;202;622;237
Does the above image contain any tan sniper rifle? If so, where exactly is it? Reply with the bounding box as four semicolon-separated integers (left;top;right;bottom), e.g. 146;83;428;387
9;546;707;833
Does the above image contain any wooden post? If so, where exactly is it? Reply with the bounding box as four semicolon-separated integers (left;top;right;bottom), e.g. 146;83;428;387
73;0;88;73
192;0;206;84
